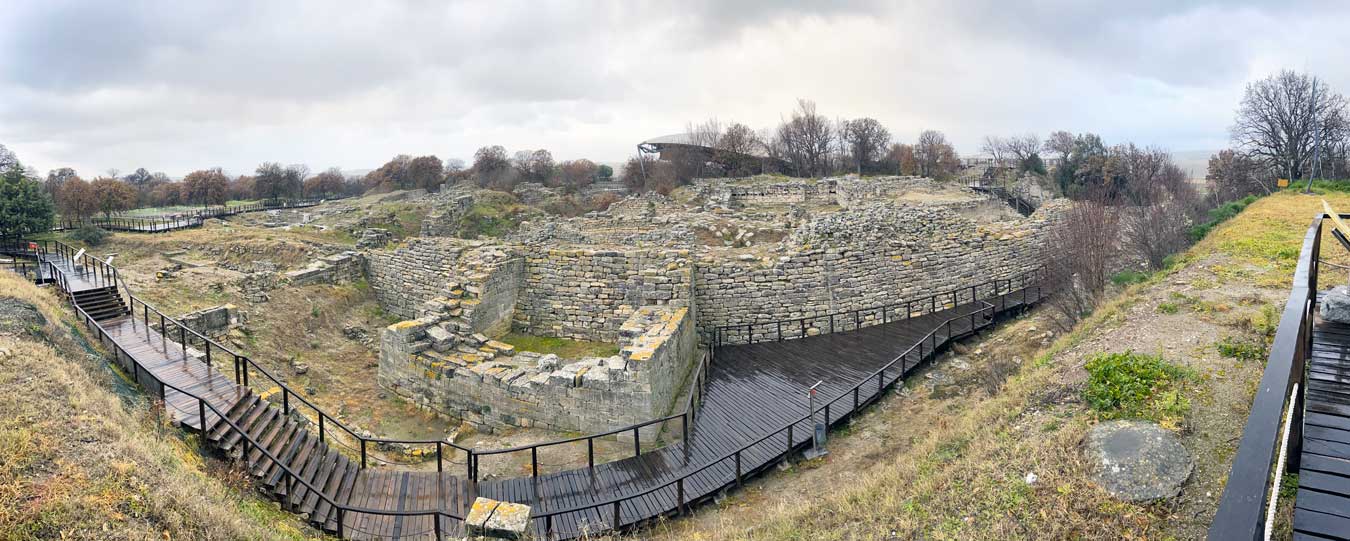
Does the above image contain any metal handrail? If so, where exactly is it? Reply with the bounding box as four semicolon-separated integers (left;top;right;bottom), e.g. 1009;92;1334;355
26;247;1041;539
523;297;1016;536
712;268;1042;346
1208;214;1322;540
44;268;468;538
469;349;712;480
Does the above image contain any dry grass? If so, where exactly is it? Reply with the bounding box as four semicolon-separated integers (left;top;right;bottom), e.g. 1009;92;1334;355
631;193;1329;541
0;272;325;540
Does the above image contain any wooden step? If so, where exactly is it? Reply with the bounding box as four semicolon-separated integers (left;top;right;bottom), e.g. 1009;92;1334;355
298;450;342;517
247;411;292;468
265;428;312;490
254;420;301;480
284;441;328;507
223;401;277;453
209;393;258;442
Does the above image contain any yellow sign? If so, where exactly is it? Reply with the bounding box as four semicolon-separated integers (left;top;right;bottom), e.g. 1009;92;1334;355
1278;178;1290;188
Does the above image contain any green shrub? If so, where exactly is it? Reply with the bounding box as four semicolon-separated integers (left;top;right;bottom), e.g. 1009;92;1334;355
69;225;109;246
1155;302;1179;314
1216;335;1266;362
1110;270;1150;286
1189;194;1259;241
1083;351;1192;426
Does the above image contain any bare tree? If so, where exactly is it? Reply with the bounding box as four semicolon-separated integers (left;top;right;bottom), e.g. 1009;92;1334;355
1005;134;1041;163
1043;131;1075;163
774;99;834;177
981;135;1007;164
914;130;960;179
1044;199;1120;331
841;117;891;174
1232;69;1349;180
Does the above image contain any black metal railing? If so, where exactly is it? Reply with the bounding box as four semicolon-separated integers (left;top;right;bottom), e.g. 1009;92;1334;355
712;268;1042;346
1209;214;1322;541
523;298;1007;537
470;349;712;481
24;238;1047;539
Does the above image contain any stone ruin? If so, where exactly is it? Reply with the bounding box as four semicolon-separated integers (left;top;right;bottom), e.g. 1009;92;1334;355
372;238;697;434
364;175;1067;436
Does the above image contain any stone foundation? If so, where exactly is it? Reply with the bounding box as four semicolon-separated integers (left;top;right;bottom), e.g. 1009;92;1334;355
379;304;697;434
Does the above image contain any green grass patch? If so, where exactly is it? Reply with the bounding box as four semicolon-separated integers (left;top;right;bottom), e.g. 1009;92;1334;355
1084;351;1193;427
499;331;619;359
1110;270;1151;286
1216;335;1266;362
1155;301;1179;314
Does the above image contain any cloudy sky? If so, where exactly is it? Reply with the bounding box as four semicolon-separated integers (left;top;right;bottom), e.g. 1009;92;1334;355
3;0;1348;178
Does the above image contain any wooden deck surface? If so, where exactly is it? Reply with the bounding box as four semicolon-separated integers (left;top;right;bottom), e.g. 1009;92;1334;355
1297;315;1350;540
38;250;1041;540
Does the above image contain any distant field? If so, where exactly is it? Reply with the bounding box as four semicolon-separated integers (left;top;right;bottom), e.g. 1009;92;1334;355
120;200;260;217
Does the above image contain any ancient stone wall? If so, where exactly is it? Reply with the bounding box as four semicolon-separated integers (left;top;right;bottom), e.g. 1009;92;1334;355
366;238;463;319
283;252;365;286
379;304;698;434
514;248;694;342
695;202;1064;341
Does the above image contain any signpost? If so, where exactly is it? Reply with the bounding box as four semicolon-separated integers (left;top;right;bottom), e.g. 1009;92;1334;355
804;381;828;459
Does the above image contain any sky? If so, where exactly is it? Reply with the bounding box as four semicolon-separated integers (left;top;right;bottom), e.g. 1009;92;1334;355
3;0;1350;178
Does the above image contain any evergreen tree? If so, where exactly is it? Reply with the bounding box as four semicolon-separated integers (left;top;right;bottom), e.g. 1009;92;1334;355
0;162;55;237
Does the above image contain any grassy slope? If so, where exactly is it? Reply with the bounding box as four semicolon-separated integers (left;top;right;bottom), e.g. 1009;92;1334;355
0;272;325;540
640;191;1349;541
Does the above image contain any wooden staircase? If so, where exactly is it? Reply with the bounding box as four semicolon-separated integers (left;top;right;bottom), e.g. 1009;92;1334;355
72;286;130;322
206;391;361;533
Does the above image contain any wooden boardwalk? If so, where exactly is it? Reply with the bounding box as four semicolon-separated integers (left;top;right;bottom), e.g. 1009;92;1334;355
34;248;1041;540
1295;312;1350;539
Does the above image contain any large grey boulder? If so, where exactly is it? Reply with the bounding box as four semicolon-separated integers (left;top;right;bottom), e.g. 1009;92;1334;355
1323;285;1350;323
1085;420;1193;502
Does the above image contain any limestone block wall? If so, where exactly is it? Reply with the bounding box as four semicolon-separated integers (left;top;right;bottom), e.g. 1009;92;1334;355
513;248;694;343
464;257;523;337
379;304;698;434
694;203;1063;341
283;252;365;286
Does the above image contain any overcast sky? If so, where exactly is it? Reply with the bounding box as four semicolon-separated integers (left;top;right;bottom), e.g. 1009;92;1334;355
3;0;1349;178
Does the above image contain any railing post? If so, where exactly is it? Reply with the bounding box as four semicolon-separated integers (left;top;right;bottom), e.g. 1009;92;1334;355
588;438;595;469
198;398;208;446
787;424;794;454
467;450;475;480
531;446;539;478
434;513;443;541
731;450;744;489
612;500;621;529
633;427;641;456
436;441;442;473
681;411;689;443
360;439;367;468
777;321;782;342
282;388;290;416
677;478;685;514
319;414;325;443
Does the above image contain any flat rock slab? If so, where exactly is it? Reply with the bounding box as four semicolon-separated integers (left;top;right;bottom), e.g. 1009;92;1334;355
1085;420;1193;502
466;497;531;539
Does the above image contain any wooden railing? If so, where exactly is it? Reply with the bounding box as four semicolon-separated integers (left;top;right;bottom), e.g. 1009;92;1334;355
1209;214;1322;540
49;198;329;234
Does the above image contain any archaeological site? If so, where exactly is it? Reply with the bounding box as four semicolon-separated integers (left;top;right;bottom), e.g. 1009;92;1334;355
5;7;1334;539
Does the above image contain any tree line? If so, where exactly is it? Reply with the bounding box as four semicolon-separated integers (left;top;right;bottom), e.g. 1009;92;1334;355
1208;69;1350;200
616;100;972;194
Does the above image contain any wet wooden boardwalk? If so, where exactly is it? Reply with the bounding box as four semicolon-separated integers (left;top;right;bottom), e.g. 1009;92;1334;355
36;249;1042;540
1295;312;1350;539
